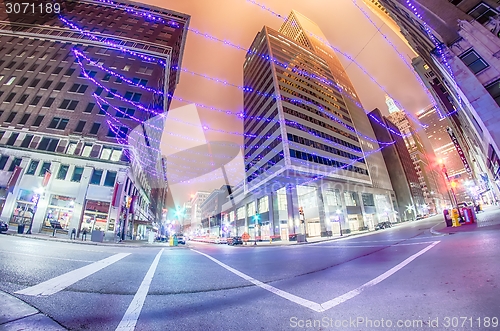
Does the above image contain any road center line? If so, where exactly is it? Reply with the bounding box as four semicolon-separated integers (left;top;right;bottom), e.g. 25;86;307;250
15;253;130;297
193;241;439;312
191;249;323;312
115;248;164;331
319;241;440;311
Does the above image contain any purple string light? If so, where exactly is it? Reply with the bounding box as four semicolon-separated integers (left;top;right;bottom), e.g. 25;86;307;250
74;48;392;146
351;0;444;120
64;15;411;140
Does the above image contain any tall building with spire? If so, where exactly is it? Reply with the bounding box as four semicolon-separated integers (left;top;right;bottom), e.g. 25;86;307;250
385;95;403;114
386;107;447;213
222;10;397;241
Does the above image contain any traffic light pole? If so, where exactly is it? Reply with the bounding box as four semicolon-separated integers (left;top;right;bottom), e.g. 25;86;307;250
442;164;460;219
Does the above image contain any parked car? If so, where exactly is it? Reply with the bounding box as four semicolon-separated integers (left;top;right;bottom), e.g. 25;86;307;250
176;233;186;244
0;221;8;233
375;221;392;230
227;236;243;245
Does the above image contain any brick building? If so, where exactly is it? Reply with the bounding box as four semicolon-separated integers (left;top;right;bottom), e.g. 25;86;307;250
0;0;189;239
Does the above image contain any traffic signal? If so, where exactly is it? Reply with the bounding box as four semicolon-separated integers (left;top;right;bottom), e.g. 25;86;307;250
299;207;304;216
253;213;260;225
451;180;458;189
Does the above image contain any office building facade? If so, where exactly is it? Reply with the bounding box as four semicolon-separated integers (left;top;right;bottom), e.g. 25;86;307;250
386;108;447;213
222;11;397;241
369;108;426;220
377;0;500;197
0;0;189;239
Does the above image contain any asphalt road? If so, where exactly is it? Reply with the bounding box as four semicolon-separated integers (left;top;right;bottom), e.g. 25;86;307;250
1;213;499;331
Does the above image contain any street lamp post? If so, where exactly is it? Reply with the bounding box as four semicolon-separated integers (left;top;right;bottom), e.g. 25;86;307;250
440;163;459;210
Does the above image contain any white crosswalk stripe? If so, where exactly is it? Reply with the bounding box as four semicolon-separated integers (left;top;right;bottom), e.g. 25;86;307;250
15;253;130;297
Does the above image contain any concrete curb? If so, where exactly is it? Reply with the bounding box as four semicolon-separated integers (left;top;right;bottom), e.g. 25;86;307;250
3;231;187;248
0;290;66;330
429;223;449;236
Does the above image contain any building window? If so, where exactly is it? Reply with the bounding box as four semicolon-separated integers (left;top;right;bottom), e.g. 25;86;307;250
59;99;79;110
57;165;69;180
8;158;22;171
90;169;103;185
39;162;51;176
103;171;116;187
20;134;33;147
64;68;75;76
468;2;498;25
66;142;77;155
4;76;15;85
43;97;55;108
124;91;142;102
37;137;59;152
5;112;17;122
29;78;40;88
71;166;84;182
16;94;28;105
459;49;488;74
68;83;88;93
486;79;500;106
81;144;92;157
52;67;62;75
54;82;65;90
89;122;101;135
5;92;16;103
258;196;269;213
15;77;28;86
84;103;95;113
26;160;39;175
29;96;42;106
32;115;44;127
6;133;19;146
48;117;69;130
74;120;86;133
19;113;30;125
41;80;53;89
0;156;8;170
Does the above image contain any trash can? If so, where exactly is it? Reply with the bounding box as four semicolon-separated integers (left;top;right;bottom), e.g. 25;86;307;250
17;224;25;234
90;230;104;242
443;209;452;227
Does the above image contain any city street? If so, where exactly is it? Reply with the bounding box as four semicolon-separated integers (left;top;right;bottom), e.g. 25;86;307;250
1;211;500;331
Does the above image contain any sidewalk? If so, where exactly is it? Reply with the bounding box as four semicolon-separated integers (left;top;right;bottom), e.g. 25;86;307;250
190;224;409;247
430;205;500;236
3;231;179;248
0;290;66;330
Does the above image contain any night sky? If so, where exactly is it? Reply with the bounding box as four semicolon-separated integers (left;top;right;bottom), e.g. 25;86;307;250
137;0;431;205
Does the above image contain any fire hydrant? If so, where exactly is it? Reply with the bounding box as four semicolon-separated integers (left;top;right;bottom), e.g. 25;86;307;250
451;208;461;227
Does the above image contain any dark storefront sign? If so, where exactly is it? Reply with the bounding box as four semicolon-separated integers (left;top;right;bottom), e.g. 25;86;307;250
447;128;472;175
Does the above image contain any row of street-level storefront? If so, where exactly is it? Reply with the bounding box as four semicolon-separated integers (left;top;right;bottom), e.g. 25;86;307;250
0;149;155;240
202;183;399;241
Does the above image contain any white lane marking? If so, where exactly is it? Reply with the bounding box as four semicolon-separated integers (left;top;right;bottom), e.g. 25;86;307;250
115;249;164;331
193;241;440;312
0;250;94;262
15;253;130;296
319;241;440;311
303;241;438;248
191;249;323;312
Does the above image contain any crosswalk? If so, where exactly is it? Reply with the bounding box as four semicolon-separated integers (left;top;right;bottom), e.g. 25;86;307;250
9;239;442;330
15;253;131;297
